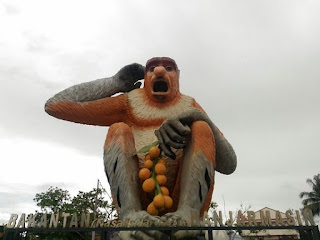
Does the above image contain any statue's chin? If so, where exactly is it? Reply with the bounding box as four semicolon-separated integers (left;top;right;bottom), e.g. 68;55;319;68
153;94;168;100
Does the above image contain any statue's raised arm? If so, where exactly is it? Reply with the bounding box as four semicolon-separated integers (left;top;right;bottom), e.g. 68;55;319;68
45;63;144;126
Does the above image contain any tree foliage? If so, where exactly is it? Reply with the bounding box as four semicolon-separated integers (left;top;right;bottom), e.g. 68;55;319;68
33;186;71;213
26;186;117;239
299;173;320;216
33;186;116;219
71;187;116;219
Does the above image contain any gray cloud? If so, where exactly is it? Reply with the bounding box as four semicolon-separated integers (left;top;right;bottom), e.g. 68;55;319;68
0;182;86;224
2;2;19;15
1;0;320;221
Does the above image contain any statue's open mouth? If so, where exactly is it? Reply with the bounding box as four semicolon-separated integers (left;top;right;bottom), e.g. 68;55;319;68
152;79;169;94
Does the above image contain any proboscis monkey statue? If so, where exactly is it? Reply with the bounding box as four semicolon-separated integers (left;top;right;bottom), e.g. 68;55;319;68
45;57;237;239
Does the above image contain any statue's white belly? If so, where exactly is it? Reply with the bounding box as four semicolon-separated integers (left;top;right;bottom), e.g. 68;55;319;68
132;127;182;190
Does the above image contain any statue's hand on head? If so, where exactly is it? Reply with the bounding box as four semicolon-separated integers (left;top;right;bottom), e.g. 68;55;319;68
115;63;145;93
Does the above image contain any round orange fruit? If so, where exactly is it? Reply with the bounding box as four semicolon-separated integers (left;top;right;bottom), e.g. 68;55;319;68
164;196;173;209
142;178;155;192
153;194;165;209
145;154;151;160
158;158;166;166
156;175;167;185
149;146;160;159
144;159;153;169
139;168;151;180
158;207;165;212
147;202;159;216
155;163;166;175
160;186;169;196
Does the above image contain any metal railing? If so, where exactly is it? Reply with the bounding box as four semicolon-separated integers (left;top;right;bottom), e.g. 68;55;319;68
3;225;320;240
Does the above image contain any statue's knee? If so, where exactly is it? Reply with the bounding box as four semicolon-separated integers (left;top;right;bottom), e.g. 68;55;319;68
108;122;132;138
105;123;134;148
191;121;213;139
190;121;215;162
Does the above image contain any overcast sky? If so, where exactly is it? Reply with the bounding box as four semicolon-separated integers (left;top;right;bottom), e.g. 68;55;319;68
1;0;319;225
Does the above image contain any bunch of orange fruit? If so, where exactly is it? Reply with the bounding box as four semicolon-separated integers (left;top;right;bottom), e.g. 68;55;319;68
138;145;173;216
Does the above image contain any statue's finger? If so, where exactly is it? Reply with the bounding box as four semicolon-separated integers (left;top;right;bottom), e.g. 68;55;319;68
155;130;176;159
160;127;185;149
163;123;186;143
169;120;191;136
127;63;145;81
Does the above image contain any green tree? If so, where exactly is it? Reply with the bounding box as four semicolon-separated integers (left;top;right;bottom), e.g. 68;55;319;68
71;187;117;220
25;185;116;240
299;173;320;216
33;186;72;213
33;186;116;219
209;201;218;210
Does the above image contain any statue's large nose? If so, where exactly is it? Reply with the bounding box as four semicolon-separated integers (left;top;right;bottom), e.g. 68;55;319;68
154;66;166;77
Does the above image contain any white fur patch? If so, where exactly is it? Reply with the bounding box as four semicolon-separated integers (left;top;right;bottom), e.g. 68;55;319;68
132;126;182;188
127;90;194;120
132;127;158;167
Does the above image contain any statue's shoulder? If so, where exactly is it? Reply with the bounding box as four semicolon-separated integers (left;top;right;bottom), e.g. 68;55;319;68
180;93;195;105
127;88;144;105
177;93;197;110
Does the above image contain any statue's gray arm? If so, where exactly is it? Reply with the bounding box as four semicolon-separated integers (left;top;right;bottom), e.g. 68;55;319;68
45;63;145;107
155;108;237;175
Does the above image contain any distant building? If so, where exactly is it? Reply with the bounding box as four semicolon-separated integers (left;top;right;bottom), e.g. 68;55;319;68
241;207;300;240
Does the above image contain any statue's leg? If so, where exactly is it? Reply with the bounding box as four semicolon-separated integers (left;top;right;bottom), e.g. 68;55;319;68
165;121;216;239
104;123;168;240
174;120;216;216
104;122;141;218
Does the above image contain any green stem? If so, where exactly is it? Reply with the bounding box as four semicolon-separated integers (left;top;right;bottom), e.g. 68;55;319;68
152;158;161;195
155;179;161;196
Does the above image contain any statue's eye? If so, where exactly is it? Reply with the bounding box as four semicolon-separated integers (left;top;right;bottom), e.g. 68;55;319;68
166;66;173;72
149;66;155;72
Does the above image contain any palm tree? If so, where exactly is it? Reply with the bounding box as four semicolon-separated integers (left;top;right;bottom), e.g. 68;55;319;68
299;173;320;216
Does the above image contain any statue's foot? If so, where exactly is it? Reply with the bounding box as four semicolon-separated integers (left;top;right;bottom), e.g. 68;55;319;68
119;210;170;240
161;208;203;240
161;205;196;221
119;230;170;240
123;210;160;222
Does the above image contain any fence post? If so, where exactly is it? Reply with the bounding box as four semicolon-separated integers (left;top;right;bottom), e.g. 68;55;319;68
208;229;213;240
312;226;320;240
